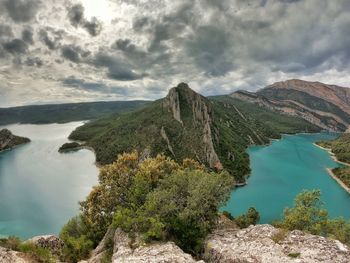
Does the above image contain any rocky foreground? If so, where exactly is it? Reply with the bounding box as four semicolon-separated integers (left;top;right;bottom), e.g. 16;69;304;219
0;129;30;152
3;224;348;263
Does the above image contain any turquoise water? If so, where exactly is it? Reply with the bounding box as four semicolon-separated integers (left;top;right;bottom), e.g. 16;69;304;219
223;133;350;223
0;122;98;239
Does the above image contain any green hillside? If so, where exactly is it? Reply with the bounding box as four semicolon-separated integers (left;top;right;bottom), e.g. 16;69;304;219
70;83;320;183
317;133;350;188
0;100;149;125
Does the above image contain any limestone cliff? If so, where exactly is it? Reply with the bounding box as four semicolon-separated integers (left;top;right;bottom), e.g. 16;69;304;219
162;83;222;169
0;129;30;152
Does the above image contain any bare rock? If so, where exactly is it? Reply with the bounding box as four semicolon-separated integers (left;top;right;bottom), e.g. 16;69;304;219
111;228;201;263
204;224;350;263
0;246;27;263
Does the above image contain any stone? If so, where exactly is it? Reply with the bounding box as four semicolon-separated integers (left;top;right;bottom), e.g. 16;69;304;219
204;224;350;263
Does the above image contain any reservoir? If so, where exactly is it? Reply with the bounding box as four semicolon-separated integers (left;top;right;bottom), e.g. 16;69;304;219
223;133;350;223
0;122;98;239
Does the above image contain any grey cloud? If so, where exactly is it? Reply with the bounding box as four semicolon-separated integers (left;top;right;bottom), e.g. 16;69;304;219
91;53;144;81
61;44;90;63
132;16;151;32
83;17;103;37
3;0;41;23
113;39;146;58
67;4;84;27
0;25;13;39
2;38;28;54
62;76;129;95
22;28;34;44
39;28;65;50
186;25;234;76
25;57;43;67
67;3;103;36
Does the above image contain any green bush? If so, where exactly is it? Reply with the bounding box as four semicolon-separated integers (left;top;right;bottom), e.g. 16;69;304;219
59;216;94;262
0;236;21;250
274;189;350;245
18;243;55;263
235;207;260;228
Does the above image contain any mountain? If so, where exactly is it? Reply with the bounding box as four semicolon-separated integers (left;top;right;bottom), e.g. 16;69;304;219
0;129;30;151
0;100;149;125
231;79;350;131
69;83;319;182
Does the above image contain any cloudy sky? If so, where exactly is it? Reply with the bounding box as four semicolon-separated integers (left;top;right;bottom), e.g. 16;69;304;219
0;0;350;106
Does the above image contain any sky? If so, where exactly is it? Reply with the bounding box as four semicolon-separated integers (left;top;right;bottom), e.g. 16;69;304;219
0;0;350;107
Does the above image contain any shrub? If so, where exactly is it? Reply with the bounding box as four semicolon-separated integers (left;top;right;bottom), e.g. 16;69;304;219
274;189;350;245
222;211;234;220
0;236;21;250
235;207;260;228
59;216;94;262
18;243;55;263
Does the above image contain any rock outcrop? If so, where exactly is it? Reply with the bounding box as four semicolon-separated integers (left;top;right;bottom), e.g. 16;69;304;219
85;228;201;263
0;129;30;152
204;224;350;263
0;247;27;263
231;79;350;132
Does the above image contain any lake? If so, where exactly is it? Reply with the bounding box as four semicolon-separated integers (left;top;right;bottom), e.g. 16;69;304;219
0;122;98;239
223;133;350;223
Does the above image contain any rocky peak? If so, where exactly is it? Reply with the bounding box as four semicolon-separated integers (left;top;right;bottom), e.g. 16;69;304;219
162;83;211;125
163;83;221;169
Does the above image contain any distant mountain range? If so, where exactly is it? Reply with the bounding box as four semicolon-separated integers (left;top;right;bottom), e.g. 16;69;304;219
232;79;350;132
0;100;149;125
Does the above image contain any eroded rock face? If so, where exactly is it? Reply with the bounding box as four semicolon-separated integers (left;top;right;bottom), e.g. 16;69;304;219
162;83;223;170
204;224;350;263
0;247;27;263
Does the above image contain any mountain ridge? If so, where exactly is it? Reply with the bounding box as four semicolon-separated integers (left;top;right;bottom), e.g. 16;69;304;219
231;79;350;132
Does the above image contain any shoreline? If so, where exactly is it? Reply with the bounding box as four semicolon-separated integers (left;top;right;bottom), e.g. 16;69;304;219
313;143;350;194
326;168;350;195
313;143;350;167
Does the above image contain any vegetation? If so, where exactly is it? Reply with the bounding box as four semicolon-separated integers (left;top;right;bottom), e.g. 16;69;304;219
70;85;319;183
317;133;350;164
332;167;350;188
0;100;149;125
60;152;235;261
274;190;350;245
317;133;350;188
58;142;81;153
234;207;260;228
0;236;55;263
